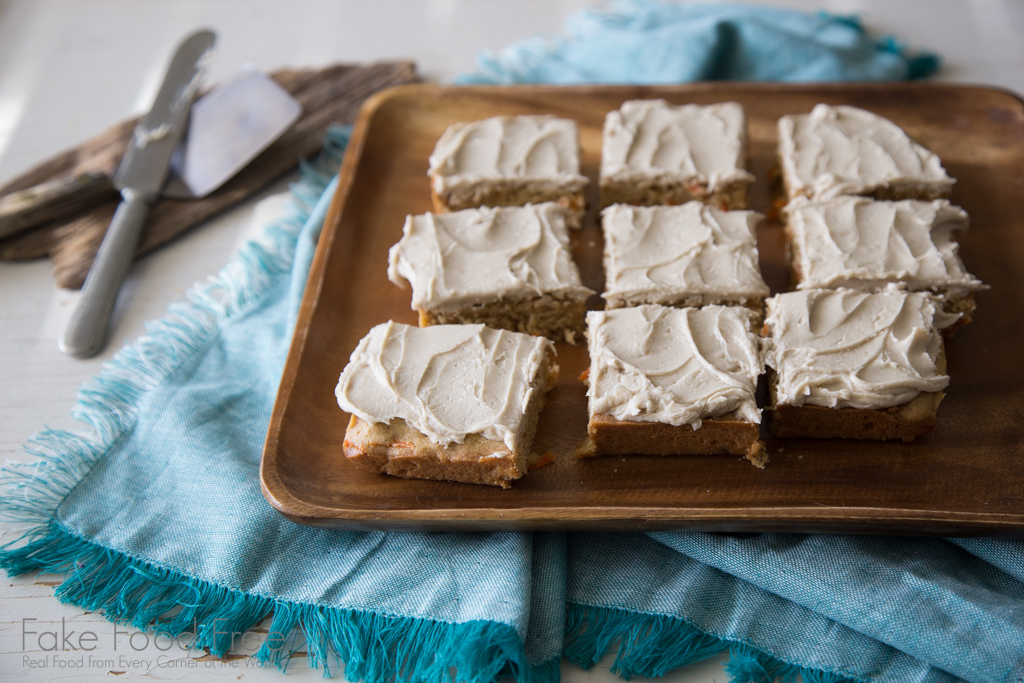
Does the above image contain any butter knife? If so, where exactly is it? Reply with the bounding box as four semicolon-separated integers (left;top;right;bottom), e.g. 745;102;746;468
60;29;216;358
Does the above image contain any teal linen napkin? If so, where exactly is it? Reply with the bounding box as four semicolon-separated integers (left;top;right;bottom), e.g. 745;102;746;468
4;2;1023;683
2;133;564;682
566;534;1024;683
456;0;939;84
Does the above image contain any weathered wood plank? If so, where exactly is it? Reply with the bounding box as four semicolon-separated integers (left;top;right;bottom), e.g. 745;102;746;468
0;62;418;289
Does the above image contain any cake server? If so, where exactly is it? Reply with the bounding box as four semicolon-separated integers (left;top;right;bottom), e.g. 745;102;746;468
59;29;216;359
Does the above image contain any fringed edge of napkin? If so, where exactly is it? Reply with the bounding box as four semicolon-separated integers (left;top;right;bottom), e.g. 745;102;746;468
565;604;862;683
2;522;558;683
0;125;558;683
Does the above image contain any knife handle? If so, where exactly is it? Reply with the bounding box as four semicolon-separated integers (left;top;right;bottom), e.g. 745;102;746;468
60;188;151;358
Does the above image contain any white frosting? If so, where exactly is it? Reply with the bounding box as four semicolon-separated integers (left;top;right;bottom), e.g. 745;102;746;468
587;305;763;428
778;104;954;200
336;321;553;450
786;196;985;294
764;287;960;410
388;203;593;312
600;100;755;190
601;203;769;308
428;115;587;194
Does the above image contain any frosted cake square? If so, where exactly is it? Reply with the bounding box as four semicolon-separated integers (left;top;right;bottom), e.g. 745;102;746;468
387;203;594;343
599;100;754;209
584;305;766;468
601;202;769;315
764;287;959;441
427;115;588;226
784;196;985;325
336;321;558;488
777;104;954;203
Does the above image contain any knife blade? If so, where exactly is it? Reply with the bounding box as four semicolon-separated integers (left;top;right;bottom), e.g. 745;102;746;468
60;29;216;358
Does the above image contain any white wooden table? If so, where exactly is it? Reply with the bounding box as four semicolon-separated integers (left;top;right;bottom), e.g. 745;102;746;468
1;1;1022;681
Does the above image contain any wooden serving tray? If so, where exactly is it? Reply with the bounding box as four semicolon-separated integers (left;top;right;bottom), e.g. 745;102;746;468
260;83;1024;534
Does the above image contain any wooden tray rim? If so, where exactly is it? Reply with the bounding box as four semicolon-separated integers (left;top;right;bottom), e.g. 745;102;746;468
260;81;1024;535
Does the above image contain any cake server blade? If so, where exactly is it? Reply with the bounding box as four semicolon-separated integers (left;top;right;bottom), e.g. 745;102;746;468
162;69;302;199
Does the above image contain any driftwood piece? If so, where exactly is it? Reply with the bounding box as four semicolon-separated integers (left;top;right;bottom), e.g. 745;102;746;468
0;171;114;240
0;61;418;289
0;122;133;196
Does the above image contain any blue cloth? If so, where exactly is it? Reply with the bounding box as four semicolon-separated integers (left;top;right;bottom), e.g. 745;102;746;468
457;0;939;85
567;534;1024;683
2;142;564;682
4;3;1023;683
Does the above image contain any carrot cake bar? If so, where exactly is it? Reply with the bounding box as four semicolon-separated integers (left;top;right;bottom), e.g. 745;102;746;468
777;104;954;203
387;203;594;343
784;196;985;323
427;115;588;226
600;100;754;209
584;304;767;467
336;321;558;488
601;202;769;315
764;287;960;441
